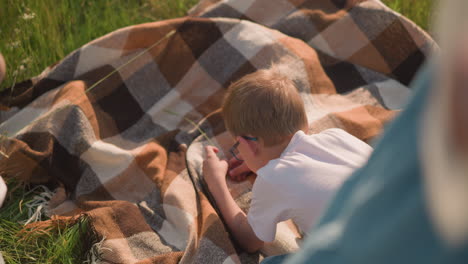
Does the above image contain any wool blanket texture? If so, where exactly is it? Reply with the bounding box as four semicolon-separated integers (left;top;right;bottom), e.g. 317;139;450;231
0;0;435;263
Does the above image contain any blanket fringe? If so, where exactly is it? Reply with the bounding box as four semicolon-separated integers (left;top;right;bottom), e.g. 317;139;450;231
20;185;54;225
19;214;80;239
84;236;111;264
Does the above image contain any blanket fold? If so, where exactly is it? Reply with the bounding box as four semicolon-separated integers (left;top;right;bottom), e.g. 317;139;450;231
0;0;435;263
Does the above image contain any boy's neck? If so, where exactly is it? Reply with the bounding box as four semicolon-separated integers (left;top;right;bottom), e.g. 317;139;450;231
254;136;293;172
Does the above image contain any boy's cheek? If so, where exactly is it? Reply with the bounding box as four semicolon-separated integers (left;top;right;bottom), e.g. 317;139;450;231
228;158;243;169
243;159;257;173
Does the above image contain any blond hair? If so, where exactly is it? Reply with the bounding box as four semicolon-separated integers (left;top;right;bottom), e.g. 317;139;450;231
222;68;308;146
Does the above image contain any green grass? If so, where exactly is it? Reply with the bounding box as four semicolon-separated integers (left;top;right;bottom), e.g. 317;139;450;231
0;0;434;263
0;0;198;90
0;181;92;264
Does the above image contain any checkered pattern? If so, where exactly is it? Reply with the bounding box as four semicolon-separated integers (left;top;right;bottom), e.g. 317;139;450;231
0;1;434;263
194;0;436;85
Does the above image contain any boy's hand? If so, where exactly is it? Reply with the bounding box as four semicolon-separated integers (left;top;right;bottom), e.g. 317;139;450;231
203;146;229;189
228;157;252;182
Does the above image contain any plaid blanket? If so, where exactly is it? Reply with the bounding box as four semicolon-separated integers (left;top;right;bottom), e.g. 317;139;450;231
0;0;435;263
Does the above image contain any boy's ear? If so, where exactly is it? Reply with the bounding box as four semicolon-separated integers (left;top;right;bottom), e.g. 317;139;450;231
238;136;259;155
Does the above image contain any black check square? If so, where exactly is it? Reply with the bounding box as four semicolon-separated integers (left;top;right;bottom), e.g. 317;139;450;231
178;18;224;59
324;61;368;94
198;37;249;86
90;65;145;134
392;48;425;85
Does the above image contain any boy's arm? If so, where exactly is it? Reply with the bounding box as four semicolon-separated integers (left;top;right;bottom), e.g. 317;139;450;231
203;146;264;253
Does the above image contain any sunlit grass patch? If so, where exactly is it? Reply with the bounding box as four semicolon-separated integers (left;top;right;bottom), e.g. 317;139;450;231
0;0;198;91
0;180;93;264
1;217;92;264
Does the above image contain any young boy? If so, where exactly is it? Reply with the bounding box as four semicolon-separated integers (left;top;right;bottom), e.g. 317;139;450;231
202;68;372;253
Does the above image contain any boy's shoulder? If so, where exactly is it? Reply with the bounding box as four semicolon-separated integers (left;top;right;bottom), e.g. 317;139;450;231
260;128;372;179
257;145;321;185
290;128;351;141
303;128;371;150
287;128;362;151
310;128;353;139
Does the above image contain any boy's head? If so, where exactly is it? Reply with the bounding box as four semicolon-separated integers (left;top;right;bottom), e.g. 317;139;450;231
222;68;308;147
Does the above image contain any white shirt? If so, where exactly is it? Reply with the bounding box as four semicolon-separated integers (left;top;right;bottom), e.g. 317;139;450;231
247;129;373;242
0;176;6;208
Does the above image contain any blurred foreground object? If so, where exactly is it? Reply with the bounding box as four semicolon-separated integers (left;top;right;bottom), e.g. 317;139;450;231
421;0;468;248
0;53;5;85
